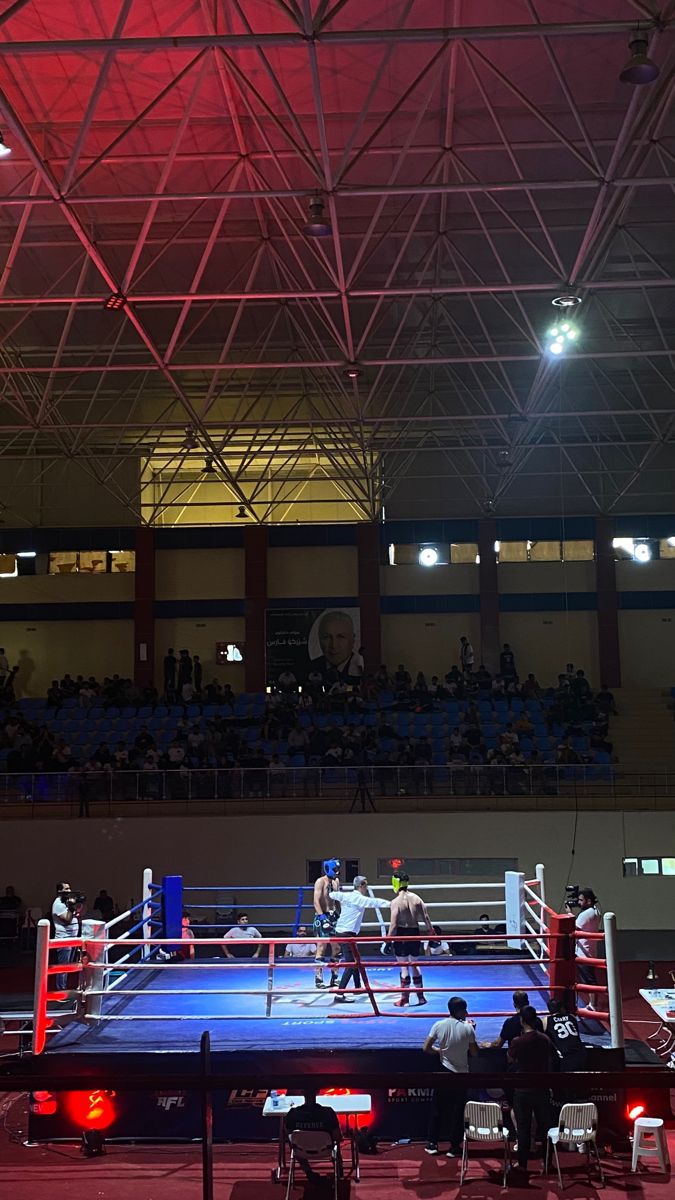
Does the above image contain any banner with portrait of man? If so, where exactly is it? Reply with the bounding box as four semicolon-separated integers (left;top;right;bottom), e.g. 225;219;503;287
266;607;361;685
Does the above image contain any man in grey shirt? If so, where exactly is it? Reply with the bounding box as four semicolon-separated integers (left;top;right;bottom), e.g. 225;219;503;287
423;995;478;1156
51;881;80;992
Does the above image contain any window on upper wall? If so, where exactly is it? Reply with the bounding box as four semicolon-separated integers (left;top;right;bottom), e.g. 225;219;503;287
659;538;675;559
48;550;136;575
450;542;479;564
563;539;594;561
495;539;595;563
388;543;450;566
623;857;675;877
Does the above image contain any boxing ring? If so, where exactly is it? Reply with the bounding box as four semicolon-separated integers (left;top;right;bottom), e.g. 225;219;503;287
31;865;623;1058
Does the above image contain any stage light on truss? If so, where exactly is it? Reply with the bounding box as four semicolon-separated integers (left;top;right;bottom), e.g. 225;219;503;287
0;132;12;159
546;321;578;356
203;456;216;474
103;292;126;311
303;194;332;238
182;426;198;451
418;545;439;567
620;34;659;85
552;294;581;309
343;363;363;380
236;504;248;519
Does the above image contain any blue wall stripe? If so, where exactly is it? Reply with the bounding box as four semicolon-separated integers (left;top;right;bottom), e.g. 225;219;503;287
154;527;244;549
381;594;480;614
154;598;245;618
496;516;595;540
381;519;479;545
268;526;358;547
0;602;134;621
499;592;597;612
618;590;675;610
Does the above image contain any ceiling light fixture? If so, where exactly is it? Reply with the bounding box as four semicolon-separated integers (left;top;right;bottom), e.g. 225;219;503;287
633;541;652;563
203;456;216;473
496;449;511;468
182;427;198;451
547;320;578;356
552;294;581;309
303;194;332;238
418;546;439;567
343;364;362;380
0;132;12;159
236;504;248;519
103;292;126;311
620;33;659;85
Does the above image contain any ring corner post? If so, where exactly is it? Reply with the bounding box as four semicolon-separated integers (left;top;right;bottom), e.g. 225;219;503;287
535;863;546;908
547;910;576;1012
142;867;153;956
505;870;525;950
31;918;51;1055
162;874;183;947
604;911;624;1050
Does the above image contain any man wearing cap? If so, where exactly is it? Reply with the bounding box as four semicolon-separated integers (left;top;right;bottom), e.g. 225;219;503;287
313;858;342;989
330;875;390;1003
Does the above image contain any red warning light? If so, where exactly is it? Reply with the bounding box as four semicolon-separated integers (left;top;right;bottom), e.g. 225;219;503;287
66;1089;117;1130
389;858;404;870
627;1103;646;1121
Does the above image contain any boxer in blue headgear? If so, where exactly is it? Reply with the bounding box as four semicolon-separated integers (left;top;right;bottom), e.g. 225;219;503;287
313;859;342;988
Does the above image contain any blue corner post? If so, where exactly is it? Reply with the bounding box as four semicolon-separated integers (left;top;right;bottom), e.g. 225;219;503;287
162;875;183;945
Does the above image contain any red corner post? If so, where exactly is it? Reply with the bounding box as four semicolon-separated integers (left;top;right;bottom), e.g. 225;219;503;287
134;527;155;689
547;911;577;1012
245;525;268;693
357;523;381;674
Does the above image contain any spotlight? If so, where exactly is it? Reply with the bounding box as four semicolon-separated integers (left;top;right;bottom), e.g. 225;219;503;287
0;132;12;159
546;322;578;356
633;541;652;563
182;426;198;451
236;504;248;519
343;364;362;380
620;34;659;85
646;961;659;983
418;546;439;567
81;1129;106;1157
303;195;332;238
496;448;510;468
627;1103;646;1122
103;292;126;311
203;456;216;473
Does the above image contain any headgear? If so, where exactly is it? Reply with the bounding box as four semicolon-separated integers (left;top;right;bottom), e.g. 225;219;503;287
323;858;341;879
392;870;409;893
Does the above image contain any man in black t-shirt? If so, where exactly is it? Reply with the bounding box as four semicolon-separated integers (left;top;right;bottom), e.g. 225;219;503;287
508;1006;553;1172
487;990;543;1049
285;1088;341;1182
545;999;587;1072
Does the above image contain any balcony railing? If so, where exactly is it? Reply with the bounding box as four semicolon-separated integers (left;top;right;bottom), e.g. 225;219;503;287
0;763;674;814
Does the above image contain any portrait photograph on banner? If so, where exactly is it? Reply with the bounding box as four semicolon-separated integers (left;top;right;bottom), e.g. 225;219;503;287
265;606;362;685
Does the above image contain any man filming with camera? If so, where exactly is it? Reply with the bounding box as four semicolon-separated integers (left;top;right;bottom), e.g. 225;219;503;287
565;886;602;1011
51;882;86;993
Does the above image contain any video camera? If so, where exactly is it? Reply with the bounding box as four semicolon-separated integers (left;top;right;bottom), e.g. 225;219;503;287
565;884;581;907
60;889;87;908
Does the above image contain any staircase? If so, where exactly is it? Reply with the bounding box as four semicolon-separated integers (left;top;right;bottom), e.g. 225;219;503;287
612;687;675;772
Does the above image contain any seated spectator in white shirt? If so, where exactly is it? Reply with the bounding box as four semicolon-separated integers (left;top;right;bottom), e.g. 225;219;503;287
222;913;263;959
284;925;317;959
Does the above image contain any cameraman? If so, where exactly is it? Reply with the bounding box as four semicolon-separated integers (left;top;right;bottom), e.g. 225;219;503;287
566;886;602;1011
51;881;84;992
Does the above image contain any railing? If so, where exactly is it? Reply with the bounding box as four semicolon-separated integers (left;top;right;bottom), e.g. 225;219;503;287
1;764;674;813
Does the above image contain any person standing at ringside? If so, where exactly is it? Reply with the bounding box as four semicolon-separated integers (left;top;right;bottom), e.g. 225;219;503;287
388;872;434;1007
313;858;342;990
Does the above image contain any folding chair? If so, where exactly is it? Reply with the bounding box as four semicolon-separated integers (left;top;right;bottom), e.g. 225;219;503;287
460;1100;511;1188
285;1129;340;1200
545;1102;604;1187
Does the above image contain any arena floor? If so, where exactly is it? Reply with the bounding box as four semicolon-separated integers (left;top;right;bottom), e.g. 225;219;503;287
46;956;581;1054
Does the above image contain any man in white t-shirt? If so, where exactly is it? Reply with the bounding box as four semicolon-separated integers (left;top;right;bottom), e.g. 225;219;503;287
284;925;317;959
568;887;602;1010
423;995;478;1156
222;913;263;959
51;881;81;991
330;876;390;1002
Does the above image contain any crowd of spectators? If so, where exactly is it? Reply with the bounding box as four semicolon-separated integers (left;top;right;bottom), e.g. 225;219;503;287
0;643;617;807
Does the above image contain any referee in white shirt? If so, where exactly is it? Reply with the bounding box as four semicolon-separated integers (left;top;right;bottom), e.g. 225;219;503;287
330;875;390;1002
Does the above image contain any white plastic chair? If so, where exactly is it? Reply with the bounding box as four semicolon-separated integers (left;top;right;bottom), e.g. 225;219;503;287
545;1102;604;1187
460;1100;511;1188
284;1128;340;1200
